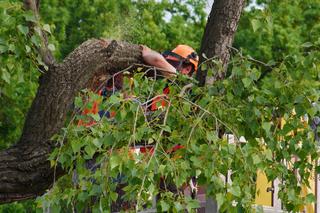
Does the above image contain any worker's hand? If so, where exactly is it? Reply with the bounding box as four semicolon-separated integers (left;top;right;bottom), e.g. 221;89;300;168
141;45;177;78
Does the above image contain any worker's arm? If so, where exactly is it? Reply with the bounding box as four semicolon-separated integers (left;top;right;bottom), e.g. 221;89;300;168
141;45;176;78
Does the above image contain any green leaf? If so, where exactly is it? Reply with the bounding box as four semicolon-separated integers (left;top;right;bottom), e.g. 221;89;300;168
228;143;236;155
160;125;171;133
264;149;273;161
92;138;102;148
148;138;154;144
17;25;29;35
8;44;15;52
158;164;166;175
242;77;251;88
102;134;115;146
25;45;31;53
251;19;261;32
48;44;55;51
160;200;170;212
174;202;183;211
71;140;83;154
1;69;11;84
74;96;83;108
182;102;191;113
31;35;41;47
216;193;225;208
50;204;61;213
90;185;102;196
186;199;200;209
262;122;271;133
206;131;217;142
91;113;100;122
305;193;316;203
0;2;14;8
230;185;241;197
110;155;121;170
110;191;118;201
0;45;8;53
109;95;120;104
252;154;261;164
43;24;51;34
301;42;313;48
84;144;96;159
23;12;37;22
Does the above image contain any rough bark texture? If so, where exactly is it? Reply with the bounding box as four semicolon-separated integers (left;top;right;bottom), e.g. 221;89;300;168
196;0;245;85
0;39;143;203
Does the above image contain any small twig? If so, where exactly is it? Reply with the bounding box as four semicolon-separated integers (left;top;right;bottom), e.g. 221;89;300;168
136;101;171;212
53;109;79;184
179;83;194;97
128;105;140;148
227;45;272;68
146;67;158;109
178;96;240;142
186;111;207;147
198;56;219;69
141;94;167;107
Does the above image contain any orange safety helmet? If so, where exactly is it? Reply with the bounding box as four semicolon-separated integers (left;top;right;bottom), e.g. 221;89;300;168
163;44;199;72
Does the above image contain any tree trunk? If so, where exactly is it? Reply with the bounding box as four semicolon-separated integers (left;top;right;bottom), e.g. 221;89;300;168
196;1;245;212
0;39;143;203
196;0;245;85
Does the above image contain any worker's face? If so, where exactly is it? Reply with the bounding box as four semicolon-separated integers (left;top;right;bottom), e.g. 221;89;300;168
179;64;193;76
166;59;194;76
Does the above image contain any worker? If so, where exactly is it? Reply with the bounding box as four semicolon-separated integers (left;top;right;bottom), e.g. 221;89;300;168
77;44;198;126
77;44;199;211
149;44;198;111
146;44;199;201
77;45;177;126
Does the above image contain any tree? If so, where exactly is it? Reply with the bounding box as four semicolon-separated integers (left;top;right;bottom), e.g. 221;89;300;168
1;0;319;212
0;0;245;205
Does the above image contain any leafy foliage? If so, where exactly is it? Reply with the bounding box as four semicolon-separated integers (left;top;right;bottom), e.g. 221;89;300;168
39;0;207;59
41;34;319;210
235;0;320;62
0;1;40;149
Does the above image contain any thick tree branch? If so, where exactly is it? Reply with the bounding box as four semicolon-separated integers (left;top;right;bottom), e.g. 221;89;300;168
0;39;143;203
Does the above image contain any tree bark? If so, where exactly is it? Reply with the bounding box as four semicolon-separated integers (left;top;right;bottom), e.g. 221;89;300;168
0;39;144;203
196;0;245;85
